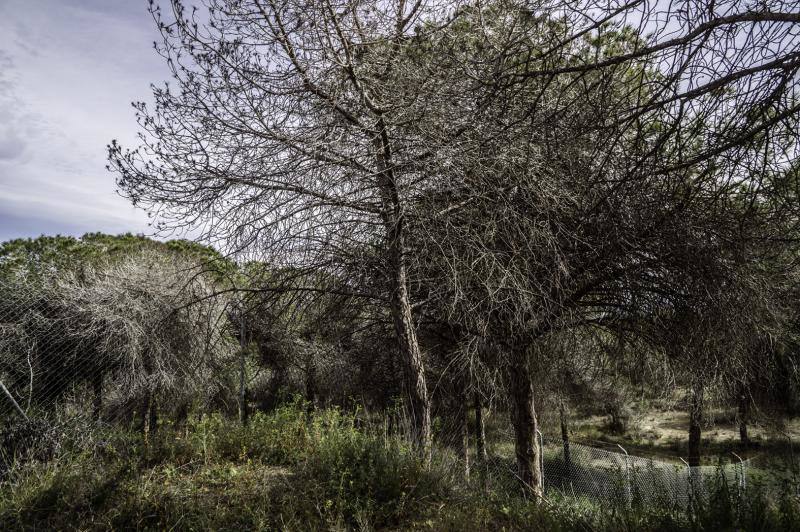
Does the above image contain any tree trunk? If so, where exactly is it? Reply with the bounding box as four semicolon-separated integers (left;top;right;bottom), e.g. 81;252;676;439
375;118;431;465
389;277;430;463
305;358;317;414
457;376;470;480
475;392;488;462
508;348;543;498
559;397;571;471
738;392;750;446
239;319;248;425
143;392;156;446
474;391;489;491
149;397;159;435
175;401;189;427
688;383;703;467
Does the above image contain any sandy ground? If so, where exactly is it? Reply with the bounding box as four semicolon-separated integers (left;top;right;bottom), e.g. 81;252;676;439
548;408;800;463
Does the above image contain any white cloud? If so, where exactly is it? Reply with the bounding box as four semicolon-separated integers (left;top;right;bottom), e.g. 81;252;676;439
0;130;25;161
0;0;171;241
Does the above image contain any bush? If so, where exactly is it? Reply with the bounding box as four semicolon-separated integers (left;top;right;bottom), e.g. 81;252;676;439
0;418;61;472
2;404;800;531
297;409;449;527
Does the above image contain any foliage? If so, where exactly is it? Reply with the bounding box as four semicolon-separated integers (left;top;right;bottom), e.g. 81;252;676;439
0;247;238;421
0;233;236;283
1;403;799;531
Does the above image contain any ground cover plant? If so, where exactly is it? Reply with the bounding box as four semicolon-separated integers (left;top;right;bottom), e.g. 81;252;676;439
2;402;800;531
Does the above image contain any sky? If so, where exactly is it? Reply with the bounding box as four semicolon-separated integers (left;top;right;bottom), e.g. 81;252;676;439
0;0;170;242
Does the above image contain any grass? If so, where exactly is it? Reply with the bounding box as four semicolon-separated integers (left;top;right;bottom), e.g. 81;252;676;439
1;402;800;531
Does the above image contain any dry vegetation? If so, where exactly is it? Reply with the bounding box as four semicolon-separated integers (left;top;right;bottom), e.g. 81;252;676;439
3;0;800;529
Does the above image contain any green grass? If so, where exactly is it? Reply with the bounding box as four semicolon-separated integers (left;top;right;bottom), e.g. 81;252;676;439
1;403;799;531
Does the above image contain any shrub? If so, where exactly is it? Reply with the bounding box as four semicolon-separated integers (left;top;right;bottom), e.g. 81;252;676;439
0;418;61;475
2;404;800;531
297;409;449;527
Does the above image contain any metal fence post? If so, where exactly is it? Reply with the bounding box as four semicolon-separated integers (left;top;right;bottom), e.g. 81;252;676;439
731;452;745;496
680;456;695;504
617;444;631;506
536;429;544;492
0;379;28;421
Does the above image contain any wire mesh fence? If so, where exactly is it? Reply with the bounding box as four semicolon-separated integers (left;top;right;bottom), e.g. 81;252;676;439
537;434;750;505
0;275;786;509
0;265;240;428
426;412;764;510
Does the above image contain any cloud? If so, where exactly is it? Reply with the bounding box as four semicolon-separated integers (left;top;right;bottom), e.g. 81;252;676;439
0;129;25;161
0;0;170;242
0;53;33;163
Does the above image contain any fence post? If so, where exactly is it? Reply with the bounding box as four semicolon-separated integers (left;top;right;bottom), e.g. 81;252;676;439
680;457;695;505
0;379;29;421
536;429;544;492
617;443;631;507
239;301;248;425
731;452;745;495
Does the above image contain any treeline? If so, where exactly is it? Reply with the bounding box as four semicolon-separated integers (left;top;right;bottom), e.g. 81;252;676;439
3;226;800;489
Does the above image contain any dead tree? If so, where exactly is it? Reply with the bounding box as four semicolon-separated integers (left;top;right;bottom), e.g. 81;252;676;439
108;0;446;460
110;0;800;488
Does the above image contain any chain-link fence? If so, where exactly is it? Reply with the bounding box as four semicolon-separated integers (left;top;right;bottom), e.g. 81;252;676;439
537;434;750;505
433;418;760;508
0;275;784;509
0;262;240;429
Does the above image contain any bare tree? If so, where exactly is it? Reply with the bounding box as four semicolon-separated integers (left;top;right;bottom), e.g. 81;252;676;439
0;249;236;424
109;0;800;492
107;0;469;459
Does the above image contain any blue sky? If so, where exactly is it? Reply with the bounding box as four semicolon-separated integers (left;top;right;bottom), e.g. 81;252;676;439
0;0;169;242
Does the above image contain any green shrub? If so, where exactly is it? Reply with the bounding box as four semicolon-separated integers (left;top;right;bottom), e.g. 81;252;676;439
297;409;449;527
2;404;800;531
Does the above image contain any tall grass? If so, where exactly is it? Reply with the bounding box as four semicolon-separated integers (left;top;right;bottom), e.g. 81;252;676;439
1;403;798;531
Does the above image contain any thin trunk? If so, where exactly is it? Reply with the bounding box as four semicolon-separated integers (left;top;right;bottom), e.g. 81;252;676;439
475;392;488;462
239;315;248;425
305;359;317;414
474;392;489;492
143;392;153;446
141;352;156;443
559;397;571;471
149;397;158;435
508;348;543;498
457;376;470;480
375;117;431;464
688;383;703;467
738;392;750;446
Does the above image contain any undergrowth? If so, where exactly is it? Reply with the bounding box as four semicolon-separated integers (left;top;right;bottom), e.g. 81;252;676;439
1;402;798;531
